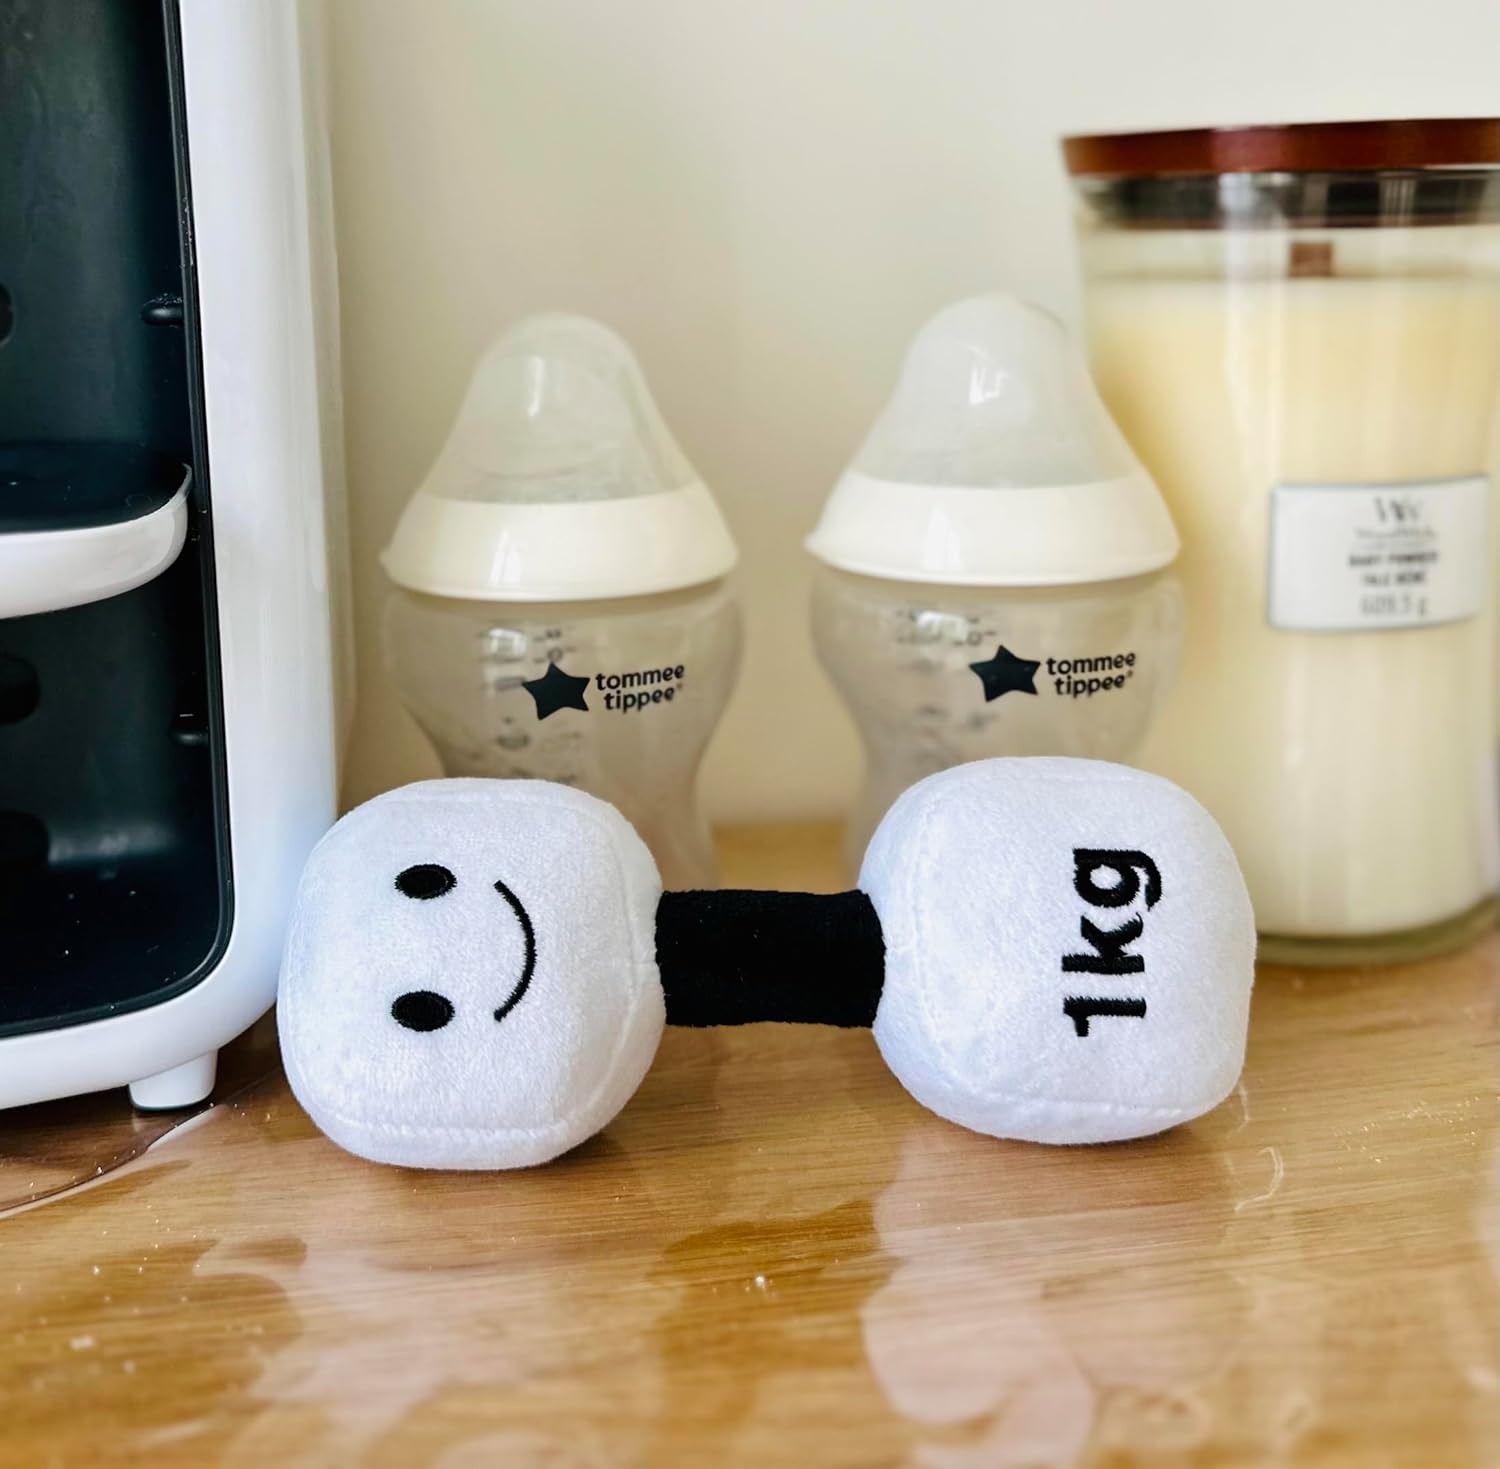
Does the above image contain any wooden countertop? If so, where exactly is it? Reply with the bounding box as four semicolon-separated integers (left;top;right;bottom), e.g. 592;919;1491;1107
2;823;1496;1468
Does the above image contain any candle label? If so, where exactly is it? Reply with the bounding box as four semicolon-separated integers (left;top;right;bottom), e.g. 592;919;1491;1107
1268;475;1489;632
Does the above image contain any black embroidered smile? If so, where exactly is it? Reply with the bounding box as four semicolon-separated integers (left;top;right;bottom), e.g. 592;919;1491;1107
389;864;537;1031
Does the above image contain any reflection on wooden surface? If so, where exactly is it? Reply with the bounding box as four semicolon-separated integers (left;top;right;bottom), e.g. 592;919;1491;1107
0;823;1494;1467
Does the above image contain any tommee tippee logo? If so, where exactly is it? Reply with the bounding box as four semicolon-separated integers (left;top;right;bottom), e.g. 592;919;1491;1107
520;660;688;721
968;643;1140;703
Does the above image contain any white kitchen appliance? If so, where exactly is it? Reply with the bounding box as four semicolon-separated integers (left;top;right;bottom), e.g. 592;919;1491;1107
0;0;350;1109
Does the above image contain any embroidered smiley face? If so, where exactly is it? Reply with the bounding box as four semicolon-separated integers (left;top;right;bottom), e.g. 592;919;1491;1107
386;861;536;1032
279;779;665;1169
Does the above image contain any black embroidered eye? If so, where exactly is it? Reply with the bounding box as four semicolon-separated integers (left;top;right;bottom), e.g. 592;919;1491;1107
391;990;455;1032
395;863;456;900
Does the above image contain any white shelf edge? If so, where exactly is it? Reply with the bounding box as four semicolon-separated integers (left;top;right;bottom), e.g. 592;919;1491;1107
0;475;191;620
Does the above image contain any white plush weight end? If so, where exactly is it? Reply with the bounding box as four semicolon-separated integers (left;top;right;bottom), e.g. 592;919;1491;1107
862;758;1255;1145
279;779;664;1169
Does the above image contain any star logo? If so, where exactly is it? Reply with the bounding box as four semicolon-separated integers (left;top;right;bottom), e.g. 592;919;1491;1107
521;662;591;720
968;644;1041;703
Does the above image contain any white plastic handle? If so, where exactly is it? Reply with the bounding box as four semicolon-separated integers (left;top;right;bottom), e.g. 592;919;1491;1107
0;478;190;619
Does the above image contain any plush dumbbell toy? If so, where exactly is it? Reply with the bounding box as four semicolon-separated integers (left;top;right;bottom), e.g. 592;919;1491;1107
278;759;1254;1169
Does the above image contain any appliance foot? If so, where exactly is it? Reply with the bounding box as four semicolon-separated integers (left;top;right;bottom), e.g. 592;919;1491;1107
128;1051;219;1111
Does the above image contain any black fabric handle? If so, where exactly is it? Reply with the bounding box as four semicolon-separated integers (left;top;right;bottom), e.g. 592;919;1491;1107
655;889;885;1028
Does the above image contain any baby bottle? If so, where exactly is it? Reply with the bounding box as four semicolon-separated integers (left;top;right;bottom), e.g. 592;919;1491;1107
382;315;741;886
807;294;1184;867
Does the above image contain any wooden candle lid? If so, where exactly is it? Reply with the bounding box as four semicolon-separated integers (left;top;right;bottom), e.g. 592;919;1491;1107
1064;118;1500;178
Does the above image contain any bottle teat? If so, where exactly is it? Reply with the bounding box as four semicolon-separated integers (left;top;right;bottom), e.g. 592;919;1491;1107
383;314;737;600
806;293;1178;585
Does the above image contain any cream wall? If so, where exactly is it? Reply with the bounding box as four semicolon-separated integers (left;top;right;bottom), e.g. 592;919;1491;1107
327;0;1500;822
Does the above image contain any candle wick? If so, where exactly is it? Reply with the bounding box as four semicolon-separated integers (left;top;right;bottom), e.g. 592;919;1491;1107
1288;241;1335;278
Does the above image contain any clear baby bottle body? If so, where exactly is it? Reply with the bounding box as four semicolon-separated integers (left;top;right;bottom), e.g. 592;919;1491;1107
384;583;739;888
813;567;1181;863
807;294;1183;869
381;314;740;886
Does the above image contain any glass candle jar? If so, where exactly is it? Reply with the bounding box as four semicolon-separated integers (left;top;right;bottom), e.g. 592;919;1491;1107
1067;119;1500;963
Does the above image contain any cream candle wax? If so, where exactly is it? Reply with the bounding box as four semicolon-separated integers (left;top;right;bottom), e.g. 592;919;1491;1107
1067;121;1500;961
